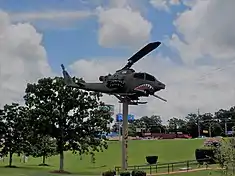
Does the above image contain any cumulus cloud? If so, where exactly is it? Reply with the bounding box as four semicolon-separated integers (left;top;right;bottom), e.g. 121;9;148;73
0;10;53;106
69;54;235;123
69;0;235;123
96;1;152;48
2;0;235;124
169;0;235;64
10;10;93;22
9;10;94;30
150;0;181;12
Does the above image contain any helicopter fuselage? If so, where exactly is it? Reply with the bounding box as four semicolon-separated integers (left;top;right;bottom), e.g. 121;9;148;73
80;69;165;97
61;41;167;102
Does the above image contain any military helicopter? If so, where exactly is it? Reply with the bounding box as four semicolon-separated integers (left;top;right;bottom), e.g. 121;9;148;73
61;41;166;105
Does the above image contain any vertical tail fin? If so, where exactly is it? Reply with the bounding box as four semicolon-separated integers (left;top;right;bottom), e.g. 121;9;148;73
61;64;84;88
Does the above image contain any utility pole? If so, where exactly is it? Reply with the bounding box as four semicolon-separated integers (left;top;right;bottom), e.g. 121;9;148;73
209;123;212;137
197;108;201;138
225;119;228;136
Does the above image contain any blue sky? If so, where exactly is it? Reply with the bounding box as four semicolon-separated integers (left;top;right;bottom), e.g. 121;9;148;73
2;0;235;120
1;0;188;72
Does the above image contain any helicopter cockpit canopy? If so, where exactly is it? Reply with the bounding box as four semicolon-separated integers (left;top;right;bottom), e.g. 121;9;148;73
133;73;156;81
116;68;135;75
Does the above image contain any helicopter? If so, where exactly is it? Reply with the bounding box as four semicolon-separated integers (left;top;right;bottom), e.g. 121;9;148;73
61;41;166;105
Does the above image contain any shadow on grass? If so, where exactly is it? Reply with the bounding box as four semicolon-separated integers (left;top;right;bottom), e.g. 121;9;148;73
4;165;18;168
0;165;106;175
38;163;50;166
0;165;51;171
87;165;107;169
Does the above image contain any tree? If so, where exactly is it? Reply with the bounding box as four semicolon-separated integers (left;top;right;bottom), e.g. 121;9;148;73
215;138;235;175
24;77;113;172
0;103;29;167
111;123;120;133
168;117;187;134
215;109;233;136
185;113;199;137
138;115;163;133
30;135;57;166
200;113;215;137
0;109;5;137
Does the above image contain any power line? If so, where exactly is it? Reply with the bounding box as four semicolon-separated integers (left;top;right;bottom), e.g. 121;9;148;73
168;60;235;86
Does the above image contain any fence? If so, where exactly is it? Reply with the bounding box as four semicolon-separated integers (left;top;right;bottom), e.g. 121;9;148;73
114;159;210;175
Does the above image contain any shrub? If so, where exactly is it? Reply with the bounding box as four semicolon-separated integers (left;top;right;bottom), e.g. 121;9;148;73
120;171;131;176
132;170;146;176
146;156;158;164
195;148;216;164
102;170;116;176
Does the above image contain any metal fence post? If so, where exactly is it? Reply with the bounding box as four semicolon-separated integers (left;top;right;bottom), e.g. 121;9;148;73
187;161;189;172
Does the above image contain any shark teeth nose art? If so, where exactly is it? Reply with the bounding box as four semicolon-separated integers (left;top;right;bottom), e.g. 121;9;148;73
134;84;154;91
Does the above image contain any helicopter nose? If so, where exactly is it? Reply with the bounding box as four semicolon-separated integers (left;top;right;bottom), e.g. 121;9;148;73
156;81;165;90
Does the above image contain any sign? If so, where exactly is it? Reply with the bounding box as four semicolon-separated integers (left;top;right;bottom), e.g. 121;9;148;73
227;131;233;135
116;113;135;122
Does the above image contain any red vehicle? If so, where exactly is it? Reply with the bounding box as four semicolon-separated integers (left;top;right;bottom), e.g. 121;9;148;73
142;133;192;139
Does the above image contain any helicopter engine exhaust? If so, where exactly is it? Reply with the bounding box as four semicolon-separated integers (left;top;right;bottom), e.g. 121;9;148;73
99;76;105;82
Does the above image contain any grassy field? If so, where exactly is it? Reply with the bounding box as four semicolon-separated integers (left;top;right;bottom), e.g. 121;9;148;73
0;139;204;176
170;170;226;176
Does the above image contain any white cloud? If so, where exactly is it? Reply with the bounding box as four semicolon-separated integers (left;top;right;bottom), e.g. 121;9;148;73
10;10;93;22
169;0;180;5
69;0;235;123
69;53;235;123
9;10;94;30
150;0;181;12
96;2;152;48
1;0;235;125
170;0;235;64
0;10;53;106
150;0;169;11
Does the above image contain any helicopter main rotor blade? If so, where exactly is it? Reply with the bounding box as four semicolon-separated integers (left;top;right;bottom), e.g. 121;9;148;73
153;94;167;102
121;41;161;70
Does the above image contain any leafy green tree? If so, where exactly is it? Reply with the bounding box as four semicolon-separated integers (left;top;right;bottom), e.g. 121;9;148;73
0;109;5;137
0;103;29;167
215;138;235;175
215;109;233;136
200;113;215;137
184;113;200;137
168;117;187;133
136;115;163;133
24;77;113;172
30;135;57;166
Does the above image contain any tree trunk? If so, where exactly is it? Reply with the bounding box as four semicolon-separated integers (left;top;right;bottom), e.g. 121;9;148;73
42;155;46;164
23;155;26;163
9;152;13;167
59;151;64;171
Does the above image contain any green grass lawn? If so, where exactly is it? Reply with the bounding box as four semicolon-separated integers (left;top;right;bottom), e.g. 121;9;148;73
170;170;226;176
0;139;204;176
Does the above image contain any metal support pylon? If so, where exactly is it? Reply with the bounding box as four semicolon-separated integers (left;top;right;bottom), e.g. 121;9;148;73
121;99;129;170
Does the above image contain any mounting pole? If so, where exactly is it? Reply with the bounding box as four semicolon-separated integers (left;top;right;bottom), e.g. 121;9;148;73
121;99;129;170
225;119;228;136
